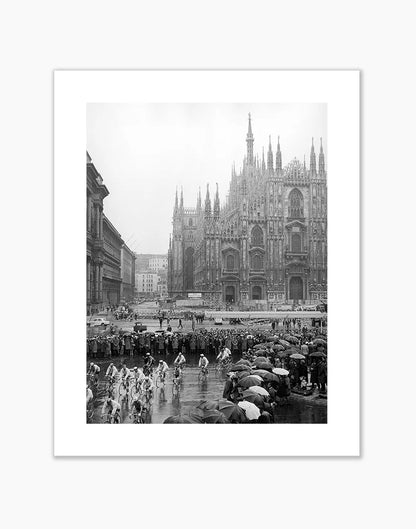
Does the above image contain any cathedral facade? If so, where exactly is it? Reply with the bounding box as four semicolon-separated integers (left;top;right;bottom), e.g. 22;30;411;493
167;114;327;307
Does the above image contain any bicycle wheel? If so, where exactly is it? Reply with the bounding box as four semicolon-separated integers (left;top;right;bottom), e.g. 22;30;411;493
119;382;127;397
130;383;140;399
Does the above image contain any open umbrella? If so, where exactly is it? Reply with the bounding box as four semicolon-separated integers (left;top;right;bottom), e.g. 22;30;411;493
277;350;291;357
259;371;280;383
229;364;250;372
163;415;197;424
252;355;268;362
273;367;289;376
283;335;299;345
217;400;247;423
238;401;261;420
309;351;327;358
313;338;327;346
202;409;229;424
290;353;306;360
241;392;265;409
235;369;251;380
253;344;266;350
196;400;219;411
244;385;270;397
238;375;263;388
279;339;291;348
270;336;281;343
254;361;274;371
272;344;285;351
235;359;252;367
252;369;271;378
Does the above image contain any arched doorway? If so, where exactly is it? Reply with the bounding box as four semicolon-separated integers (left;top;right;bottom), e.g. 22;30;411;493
252;285;262;300
184;247;194;290
289;276;303;300
225;285;235;303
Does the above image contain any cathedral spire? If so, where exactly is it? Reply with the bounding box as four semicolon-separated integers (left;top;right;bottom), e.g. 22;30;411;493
204;183;211;217
267;135;274;173
180;186;184;209
276;136;282;172
174;187;178;213
246;113;254;166
310;137;316;175
196;186;202;213
213;183;220;218
319;137;325;176
261;147;266;172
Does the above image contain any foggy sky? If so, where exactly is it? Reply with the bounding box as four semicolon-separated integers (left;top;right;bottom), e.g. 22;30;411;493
87;103;327;254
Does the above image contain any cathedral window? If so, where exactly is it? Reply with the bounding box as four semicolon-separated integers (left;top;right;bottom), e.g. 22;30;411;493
226;254;235;270
292;233;302;253
252;253;263;270
288;188;304;218
251;225;264;247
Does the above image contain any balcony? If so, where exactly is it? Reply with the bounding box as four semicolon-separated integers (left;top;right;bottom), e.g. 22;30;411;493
285;250;308;260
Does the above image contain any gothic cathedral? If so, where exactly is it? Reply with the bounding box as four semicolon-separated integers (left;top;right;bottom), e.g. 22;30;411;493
168;114;327;307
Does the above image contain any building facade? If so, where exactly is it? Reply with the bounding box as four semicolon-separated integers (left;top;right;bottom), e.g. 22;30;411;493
135;272;159;295
168;114;327;307
102;215;123;306
87;152;109;314
121;244;136;302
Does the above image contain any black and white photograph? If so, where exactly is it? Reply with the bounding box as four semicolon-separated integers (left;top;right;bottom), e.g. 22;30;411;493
86;103;328;425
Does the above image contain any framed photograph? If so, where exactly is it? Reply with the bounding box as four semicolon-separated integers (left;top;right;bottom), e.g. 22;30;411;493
54;70;359;456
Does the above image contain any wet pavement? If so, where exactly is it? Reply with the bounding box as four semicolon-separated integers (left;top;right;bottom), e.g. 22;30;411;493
88;355;327;424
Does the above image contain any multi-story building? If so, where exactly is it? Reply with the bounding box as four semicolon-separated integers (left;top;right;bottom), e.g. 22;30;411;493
149;256;168;272
87;152;109;314
102;215;123;306
168;114;327;306
135;272;159;295
120;244;136;302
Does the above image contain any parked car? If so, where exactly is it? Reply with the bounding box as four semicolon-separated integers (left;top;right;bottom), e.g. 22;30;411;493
214;317;223;325
133;322;147;332
88;317;110;327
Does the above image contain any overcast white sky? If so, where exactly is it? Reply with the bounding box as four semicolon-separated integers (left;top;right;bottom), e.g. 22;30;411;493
87;103;326;254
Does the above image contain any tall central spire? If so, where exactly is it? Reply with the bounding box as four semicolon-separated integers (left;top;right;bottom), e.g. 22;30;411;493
204;184;211;217
276;136;282;172
310;138;316;175
319;137;325;176
213;183;220;218
246;113;254;166
267;135;274;173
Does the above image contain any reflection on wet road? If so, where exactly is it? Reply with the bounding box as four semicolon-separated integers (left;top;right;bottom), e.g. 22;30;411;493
89;356;327;424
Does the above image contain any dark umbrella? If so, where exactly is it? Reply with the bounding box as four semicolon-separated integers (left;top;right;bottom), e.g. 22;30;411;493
253;344;266;350
272;344;285;351
196;400;218;411
252;356;268;363
252;369;271;378
241;392;265;409
235;359;252;367
229;364;251;372
309;351;327;358
216;400;247;423
203;409;229;424
235;369;251;380
254;361;274;371
313;338;327;346
279;339;291;348
238;375;263;388
259;371;280;382
163;415;197;424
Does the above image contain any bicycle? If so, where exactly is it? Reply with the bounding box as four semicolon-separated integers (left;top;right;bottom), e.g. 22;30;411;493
172;366;182;393
118;377;130;398
155;371;167;388
198;366;209;383
130;379;143;399
129;411;144;424
86;402;94;422
143;365;154;378
215;359;231;374
87;373;99;389
105;375;117;397
102;411;120;424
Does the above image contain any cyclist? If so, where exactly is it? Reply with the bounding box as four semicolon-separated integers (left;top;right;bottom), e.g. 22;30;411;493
198;353;209;375
174;351;186;370
105;362;118;383
141;375;154;402
86;385;93;405
143;352;155;376
87;362;100;385
130;397;143;423
119;364;132;393
101;397;121;423
156;359;169;383
217;346;231;364
132;366;145;383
